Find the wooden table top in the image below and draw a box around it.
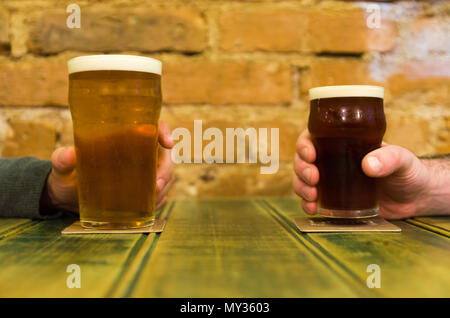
[0,198,449,298]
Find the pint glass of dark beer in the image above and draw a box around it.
[308,85,386,218]
[68,55,162,229]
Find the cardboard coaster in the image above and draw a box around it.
[294,216,401,233]
[61,219,166,234]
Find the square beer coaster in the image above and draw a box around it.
[294,216,401,233]
[61,219,166,235]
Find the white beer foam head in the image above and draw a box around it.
[309,85,384,100]
[68,54,162,75]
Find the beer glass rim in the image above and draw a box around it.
[68,54,162,75]
[309,85,384,100]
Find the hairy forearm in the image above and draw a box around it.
[419,154,450,216]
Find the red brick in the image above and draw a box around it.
[220,8,396,53]
[2,118,57,159]
[59,118,74,146]
[387,61,450,104]
[161,115,306,162]
[310,10,395,53]
[172,163,294,198]
[436,116,450,154]
[300,59,450,105]
[163,60,291,104]
[0,8,9,52]
[0,58,68,106]
[384,114,431,156]
[28,7,207,54]
[300,59,377,94]
[0,58,291,107]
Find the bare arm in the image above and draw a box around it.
[418,154,450,216]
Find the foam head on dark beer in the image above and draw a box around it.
[309,85,384,100]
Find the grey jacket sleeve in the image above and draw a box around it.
[0,157,61,219]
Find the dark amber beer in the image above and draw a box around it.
[308,85,386,218]
[68,55,162,229]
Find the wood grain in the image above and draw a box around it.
[266,198,450,297]
[129,199,362,297]
[414,217,450,231]
[408,216,450,237]
[0,218,36,239]
[0,215,149,297]
[0,199,448,297]
[0,201,172,298]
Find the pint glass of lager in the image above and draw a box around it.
[68,55,162,229]
[308,85,386,218]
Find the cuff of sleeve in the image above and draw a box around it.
[0,157,61,219]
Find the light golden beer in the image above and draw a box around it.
[68,55,162,229]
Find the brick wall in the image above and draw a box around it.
[0,0,448,199]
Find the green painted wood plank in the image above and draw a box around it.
[0,218,36,238]
[266,198,450,298]
[412,216,450,233]
[108,202,174,297]
[257,199,380,297]
[0,216,147,297]
[406,219,449,238]
[414,216,450,231]
[129,199,365,298]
